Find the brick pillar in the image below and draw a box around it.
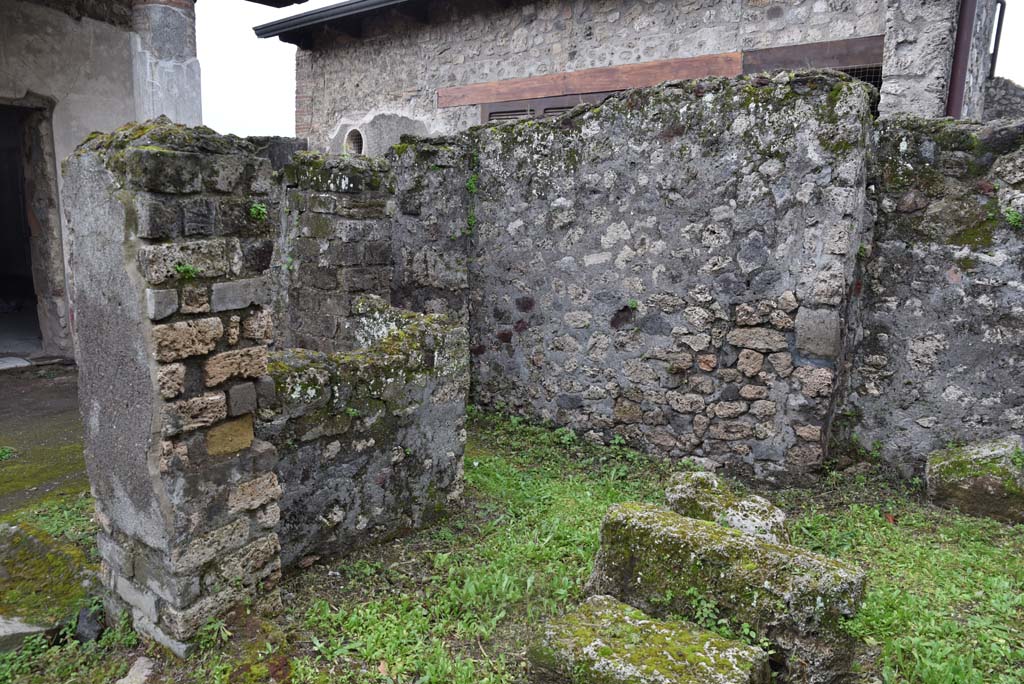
[63,119,282,655]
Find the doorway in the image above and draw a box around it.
[0,106,42,360]
[0,99,69,363]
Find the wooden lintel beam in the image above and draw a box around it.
[742,35,885,74]
[437,52,743,108]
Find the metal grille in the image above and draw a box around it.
[836,64,883,91]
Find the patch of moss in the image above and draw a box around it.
[0,524,93,626]
[531,595,767,683]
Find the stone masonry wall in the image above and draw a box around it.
[985,77,1024,121]
[845,117,1024,476]
[391,72,875,483]
[63,118,469,651]
[276,154,394,352]
[64,120,284,655]
[258,296,468,567]
[296,0,883,149]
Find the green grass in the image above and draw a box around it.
[1,415,1022,683]
[787,477,1024,684]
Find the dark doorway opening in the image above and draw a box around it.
[0,106,43,358]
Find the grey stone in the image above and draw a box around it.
[115,657,156,684]
[665,471,789,544]
[531,595,770,684]
[211,277,269,312]
[228,382,258,417]
[586,503,866,684]
[145,288,178,321]
[795,308,841,359]
[926,435,1024,524]
[0,616,48,652]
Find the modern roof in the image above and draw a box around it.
[253,0,415,45]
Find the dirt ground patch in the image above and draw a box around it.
[0,365,86,515]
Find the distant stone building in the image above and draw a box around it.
[0,0,289,361]
[256,0,1019,156]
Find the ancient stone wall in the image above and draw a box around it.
[295,0,884,148]
[276,154,394,352]
[62,119,468,652]
[259,297,468,567]
[391,73,875,482]
[64,121,284,655]
[985,77,1024,121]
[845,117,1024,476]
[878,0,959,119]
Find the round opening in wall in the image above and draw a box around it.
[344,128,364,155]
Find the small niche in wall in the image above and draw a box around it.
[344,128,364,155]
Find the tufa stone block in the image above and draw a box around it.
[152,318,223,362]
[166,393,227,434]
[530,595,770,684]
[210,277,269,313]
[126,148,203,194]
[137,240,231,286]
[206,414,254,456]
[204,346,268,387]
[157,363,185,400]
[586,503,865,684]
[227,472,282,514]
[170,517,250,574]
[926,435,1024,524]
[725,327,788,352]
[134,195,181,239]
[665,471,788,544]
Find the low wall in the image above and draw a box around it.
[259,296,468,566]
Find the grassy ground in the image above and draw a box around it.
[1,414,1022,683]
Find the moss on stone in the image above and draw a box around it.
[926,437,1024,523]
[586,503,865,682]
[0,523,93,626]
[531,595,769,684]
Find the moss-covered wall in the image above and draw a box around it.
[844,117,1024,476]
[259,296,468,566]
[391,71,875,483]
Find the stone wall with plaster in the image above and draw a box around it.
[63,121,284,655]
[844,117,1024,476]
[391,73,875,483]
[295,0,884,150]
[62,118,468,650]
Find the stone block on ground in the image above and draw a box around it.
[665,471,789,544]
[530,595,769,684]
[926,435,1024,524]
[0,524,92,651]
[586,503,865,684]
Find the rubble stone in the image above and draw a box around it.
[665,471,789,544]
